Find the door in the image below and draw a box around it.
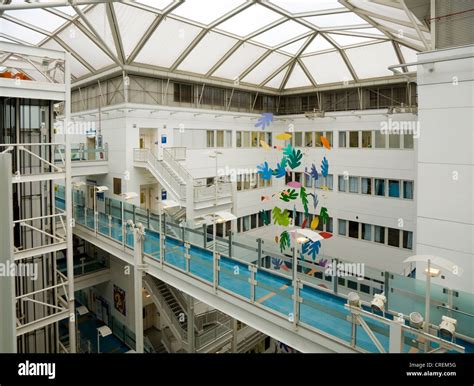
[139,136,145,149]
[140,189,147,209]
[87,137,95,160]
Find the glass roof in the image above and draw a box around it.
[0,0,428,90]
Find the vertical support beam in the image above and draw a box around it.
[0,154,16,353]
[333,258,338,294]
[228,231,232,259]
[186,294,195,353]
[389,319,404,353]
[384,271,390,310]
[64,53,76,353]
[202,224,207,249]
[231,318,238,353]
[257,238,262,268]
[133,227,144,353]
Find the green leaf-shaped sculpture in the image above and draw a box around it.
[272,207,291,227]
[287,148,303,169]
[319,207,329,224]
[300,186,309,219]
[279,230,291,252]
[280,189,298,202]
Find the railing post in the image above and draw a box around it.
[184,242,190,273]
[213,253,220,292]
[293,279,301,329]
[228,231,232,258]
[257,238,262,268]
[147,209,150,229]
[333,258,338,294]
[133,225,146,353]
[249,264,257,303]
[108,215,112,238]
[202,224,207,249]
[384,271,390,310]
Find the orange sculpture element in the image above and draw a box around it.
[320,136,331,150]
[0,71,31,80]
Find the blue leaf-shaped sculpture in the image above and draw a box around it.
[273,157,287,178]
[310,163,319,181]
[321,156,329,178]
[271,257,283,270]
[302,240,321,261]
[257,161,273,180]
[308,192,319,210]
[255,113,273,130]
[283,143,293,157]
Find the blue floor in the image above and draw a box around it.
[57,198,473,353]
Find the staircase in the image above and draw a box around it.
[155,280,188,331]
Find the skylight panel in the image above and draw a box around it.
[280,37,308,55]
[212,43,267,79]
[178,32,237,74]
[371,17,426,41]
[0,19,47,45]
[301,51,353,84]
[349,0,413,23]
[241,52,289,85]
[345,41,399,78]
[113,3,156,59]
[79,5,117,58]
[217,4,282,36]
[285,63,311,89]
[134,0,174,11]
[399,45,419,64]
[5,9,67,33]
[251,20,310,47]
[172,0,245,25]
[135,18,202,68]
[42,39,90,78]
[269,0,344,13]
[264,67,286,89]
[304,12,368,28]
[302,34,334,54]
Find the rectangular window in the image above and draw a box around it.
[347,280,358,290]
[339,131,347,148]
[360,284,370,294]
[251,213,257,229]
[206,130,214,147]
[216,130,224,147]
[265,132,272,147]
[315,132,323,147]
[317,216,324,231]
[374,226,385,244]
[294,172,302,184]
[362,131,372,148]
[294,132,303,147]
[375,131,386,148]
[326,132,333,147]
[375,178,385,196]
[242,216,249,232]
[225,130,232,147]
[403,231,413,249]
[403,181,413,199]
[338,219,347,236]
[349,176,359,193]
[349,131,359,148]
[244,174,250,190]
[251,132,259,147]
[304,173,312,188]
[326,217,333,233]
[326,175,334,190]
[236,131,242,148]
[387,228,400,247]
[237,218,241,233]
[404,133,414,149]
[113,178,122,195]
[249,173,257,189]
[237,175,242,191]
[361,223,372,241]
[338,175,347,192]
[389,134,400,148]
[349,221,359,238]
[388,180,400,198]
[305,132,313,147]
[361,177,372,194]
[243,131,250,147]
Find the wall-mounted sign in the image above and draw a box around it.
[161,189,167,200]
[161,134,167,144]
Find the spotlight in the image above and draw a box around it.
[439,316,457,340]
[409,312,424,329]
[347,292,361,308]
[371,294,386,313]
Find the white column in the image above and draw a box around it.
[133,227,144,353]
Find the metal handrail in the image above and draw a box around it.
[163,147,192,182]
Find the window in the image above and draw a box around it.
[349,176,359,193]
[326,132,333,147]
[294,132,303,147]
[361,177,372,194]
[338,219,347,236]
[389,134,400,148]
[338,175,347,192]
[304,173,312,188]
[326,217,333,233]
[174,83,193,103]
[251,132,258,147]
[243,131,250,147]
[375,178,385,196]
[236,131,242,148]
[265,132,272,147]
[374,226,385,244]
[349,221,359,238]
[315,132,323,147]
[206,130,214,147]
[237,218,241,233]
[294,172,302,184]
[403,231,413,249]
[403,181,413,199]
[250,173,257,189]
[113,178,122,195]
[362,131,372,148]
[404,133,414,149]
[244,174,250,190]
[251,214,257,229]
[216,130,224,147]
[339,131,347,148]
[387,228,400,247]
[349,131,359,148]
[347,280,358,290]
[237,175,243,191]
[360,284,370,294]
[242,216,249,232]
[225,131,232,147]
[375,131,386,148]
[305,132,313,147]
[326,175,334,190]
[362,223,372,241]
[317,217,324,231]
[388,180,400,198]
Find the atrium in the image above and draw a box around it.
[0,0,473,372]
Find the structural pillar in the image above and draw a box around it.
[187,294,195,353]
[133,226,145,353]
